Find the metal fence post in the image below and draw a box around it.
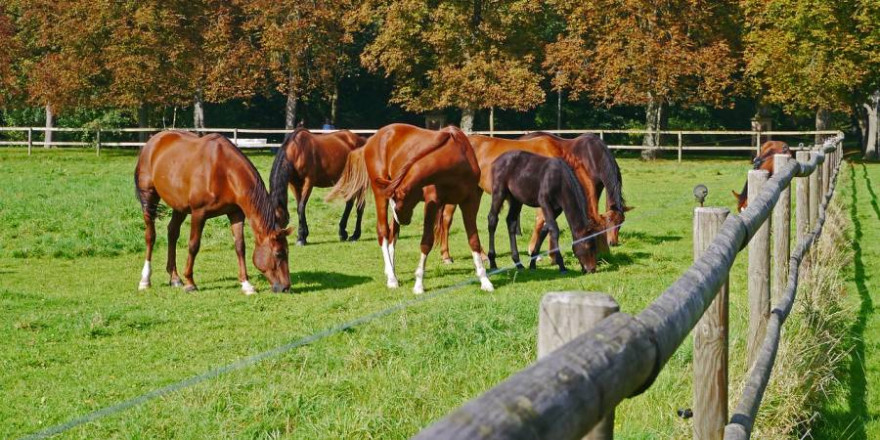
[678,131,683,162]
[96,129,101,156]
[27,127,32,155]
[693,207,729,440]
[772,154,791,306]
[539,292,619,440]
[747,169,770,368]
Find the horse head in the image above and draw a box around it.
[253,227,292,292]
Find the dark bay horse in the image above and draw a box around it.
[731,141,791,212]
[329,123,493,294]
[433,133,614,263]
[487,151,598,273]
[269,129,366,245]
[135,131,291,294]
[519,132,630,249]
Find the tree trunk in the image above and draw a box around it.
[286,72,299,130]
[138,103,149,143]
[44,103,53,148]
[641,94,665,160]
[330,83,339,126]
[815,107,831,145]
[864,92,879,160]
[193,88,205,131]
[460,107,475,132]
[853,103,866,152]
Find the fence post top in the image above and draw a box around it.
[694,207,730,216]
[541,291,619,309]
[748,169,770,177]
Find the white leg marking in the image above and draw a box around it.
[241,280,256,295]
[473,251,494,292]
[413,253,428,294]
[389,199,400,224]
[381,238,399,288]
[138,261,151,290]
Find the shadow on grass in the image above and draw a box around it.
[290,270,372,294]
[813,162,871,439]
[619,230,683,245]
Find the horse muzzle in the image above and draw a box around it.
[272,282,290,293]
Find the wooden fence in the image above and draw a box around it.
[0,126,840,161]
[412,134,845,440]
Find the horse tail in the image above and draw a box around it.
[269,130,308,226]
[326,148,368,208]
[379,129,452,197]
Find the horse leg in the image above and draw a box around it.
[528,209,546,255]
[375,195,398,288]
[460,190,494,292]
[541,206,567,273]
[506,201,525,270]
[414,200,439,294]
[229,210,254,295]
[486,191,505,270]
[434,204,456,264]
[182,211,207,292]
[349,201,364,242]
[166,210,186,287]
[529,226,550,270]
[338,200,354,241]
[296,180,313,246]
[137,189,160,290]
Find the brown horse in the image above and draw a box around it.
[520,132,630,248]
[433,133,612,263]
[328,123,493,294]
[135,131,292,294]
[269,129,367,245]
[731,141,791,212]
[487,151,598,273]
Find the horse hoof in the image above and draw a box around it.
[296,240,306,247]
[184,285,198,293]
[559,269,568,275]
[169,279,184,288]
[138,281,150,290]
[442,258,454,265]
[387,280,399,289]
[480,280,495,292]
[515,263,525,271]
[339,232,349,241]
[347,234,361,242]
[413,286,424,295]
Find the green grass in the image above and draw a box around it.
[0,147,779,439]
[811,161,880,440]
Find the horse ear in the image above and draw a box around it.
[731,190,740,200]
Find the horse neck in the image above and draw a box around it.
[234,167,277,239]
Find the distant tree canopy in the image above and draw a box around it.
[0,0,878,152]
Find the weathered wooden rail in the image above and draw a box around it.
[412,134,844,440]
[0,126,839,160]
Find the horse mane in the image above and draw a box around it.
[558,159,592,236]
[379,129,453,197]
[269,128,309,227]
[575,134,628,212]
[219,135,279,232]
[518,131,568,141]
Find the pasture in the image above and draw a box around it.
[3,147,767,438]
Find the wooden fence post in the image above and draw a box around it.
[796,151,811,271]
[772,154,791,306]
[809,151,820,228]
[539,292,619,440]
[678,131,683,163]
[693,207,729,440]
[747,169,770,368]
[96,129,101,156]
[27,127,32,155]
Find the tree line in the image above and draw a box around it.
[0,0,878,157]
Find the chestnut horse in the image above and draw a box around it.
[433,133,611,263]
[487,151,598,273]
[520,132,630,248]
[269,129,367,245]
[328,123,493,294]
[135,131,291,294]
[731,141,791,212]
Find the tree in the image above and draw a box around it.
[0,5,22,108]
[545,0,740,158]
[360,0,546,131]
[742,0,865,143]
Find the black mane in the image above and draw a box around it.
[269,129,308,227]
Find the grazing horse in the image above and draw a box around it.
[134,131,291,294]
[269,129,367,245]
[519,132,630,250]
[328,123,493,294]
[731,141,791,212]
[487,151,598,273]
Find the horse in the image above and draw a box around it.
[134,131,292,294]
[731,141,791,212]
[487,151,598,273]
[269,128,367,245]
[328,123,494,294]
[519,132,630,249]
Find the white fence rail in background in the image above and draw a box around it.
[0,126,842,159]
